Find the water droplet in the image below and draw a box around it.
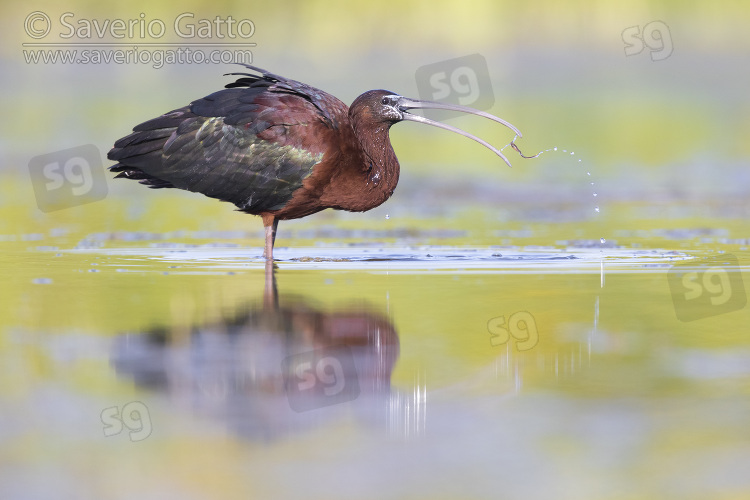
[563,149,567,152]
[594,206,600,213]
[590,182,594,185]
[385,214,390,220]
[570,151,575,155]
[586,172,591,176]
[553,147,558,151]
[593,193,598,197]
[600,237,606,244]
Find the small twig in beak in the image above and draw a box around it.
[510,141,542,159]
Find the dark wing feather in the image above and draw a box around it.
[108,65,344,213]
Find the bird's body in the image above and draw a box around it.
[108,65,522,259]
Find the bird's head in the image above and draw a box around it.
[350,89,522,167]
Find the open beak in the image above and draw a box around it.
[397,97,522,167]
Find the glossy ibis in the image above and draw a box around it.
[108,64,524,260]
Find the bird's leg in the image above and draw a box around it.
[262,214,277,260]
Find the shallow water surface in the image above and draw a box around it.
[2,207,749,499]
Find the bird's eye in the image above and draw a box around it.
[381,97,389,105]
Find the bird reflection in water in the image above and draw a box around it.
[111,262,401,440]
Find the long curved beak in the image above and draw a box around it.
[397,97,522,168]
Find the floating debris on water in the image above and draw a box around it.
[291,256,352,262]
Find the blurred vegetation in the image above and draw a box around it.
[3,0,750,177]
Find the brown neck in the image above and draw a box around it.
[321,120,400,212]
[356,122,400,194]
